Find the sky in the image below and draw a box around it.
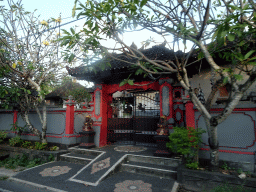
[0,0,188,87]
[0,0,166,47]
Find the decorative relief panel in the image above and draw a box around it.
[162,86,170,116]
[95,90,101,116]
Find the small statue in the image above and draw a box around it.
[156,115,169,135]
[83,115,94,131]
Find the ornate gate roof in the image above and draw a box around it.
[66,44,199,84]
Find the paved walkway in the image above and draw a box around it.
[0,145,179,192]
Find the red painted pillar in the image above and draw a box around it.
[99,84,112,147]
[13,110,18,124]
[185,100,195,128]
[65,96,76,134]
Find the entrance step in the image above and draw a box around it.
[60,147,102,165]
[120,154,182,180]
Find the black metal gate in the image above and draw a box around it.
[107,90,160,147]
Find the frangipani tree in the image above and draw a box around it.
[0,0,67,143]
[60,0,256,170]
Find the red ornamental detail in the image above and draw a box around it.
[106,81,160,95]
[199,148,255,155]
[174,106,184,125]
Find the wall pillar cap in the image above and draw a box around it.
[64,95,77,105]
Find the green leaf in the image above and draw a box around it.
[61,29,71,35]
[227,33,235,42]
[220,31,227,37]
[212,29,219,41]
[70,28,75,35]
[238,41,245,46]
[223,77,228,84]
[140,0,148,7]
[27,90,31,94]
[119,80,127,87]
[244,50,255,60]
[68,53,75,63]
[72,3,76,18]
[127,80,134,85]
[198,52,204,60]
[233,74,243,81]
[247,62,256,65]
[228,5,237,10]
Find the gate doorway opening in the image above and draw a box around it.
[107,90,160,147]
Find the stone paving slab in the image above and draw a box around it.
[70,145,159,185]
[9,145,178,192]
[10,161,176,192]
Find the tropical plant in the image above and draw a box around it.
[0,153,51,169]
[0,131,7,143]
[34,142,48,150]
[68,87,91,103]
[10,122,28,136]
[21,141,33,149]
[167,126,206,169]
[9,136,23,147]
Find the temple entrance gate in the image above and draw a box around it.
[107,90,160,147]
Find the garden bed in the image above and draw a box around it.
[177,163,256,192]
[0,143,68,162]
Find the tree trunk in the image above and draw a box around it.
[24,111,42,139]
[41,103,47,144]
[204,117,219,171]
[208,123,219,171]
[209,147,219,171]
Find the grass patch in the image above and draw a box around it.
[210,182,252,192]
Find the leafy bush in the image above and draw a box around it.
[34,142,47,150]
[21,141,32,148]
[10,122,28,135]
[49,146,59,151]
[9,136,23,147]
[0,131,7,143]
[166,126,206,169]
[0,153,48,169]
[48,154,55,161]
[186,161,199,169]
[68,87,91,103]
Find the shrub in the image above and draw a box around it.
[0,131,7,143]
[0,153,48,169]
[34,142,47,150]
[166,126,206,169]
[21,141,32,148]
[10,122,28,135]
[49,146,59,151]
[48,154,55,161]
[9,136,23,147]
